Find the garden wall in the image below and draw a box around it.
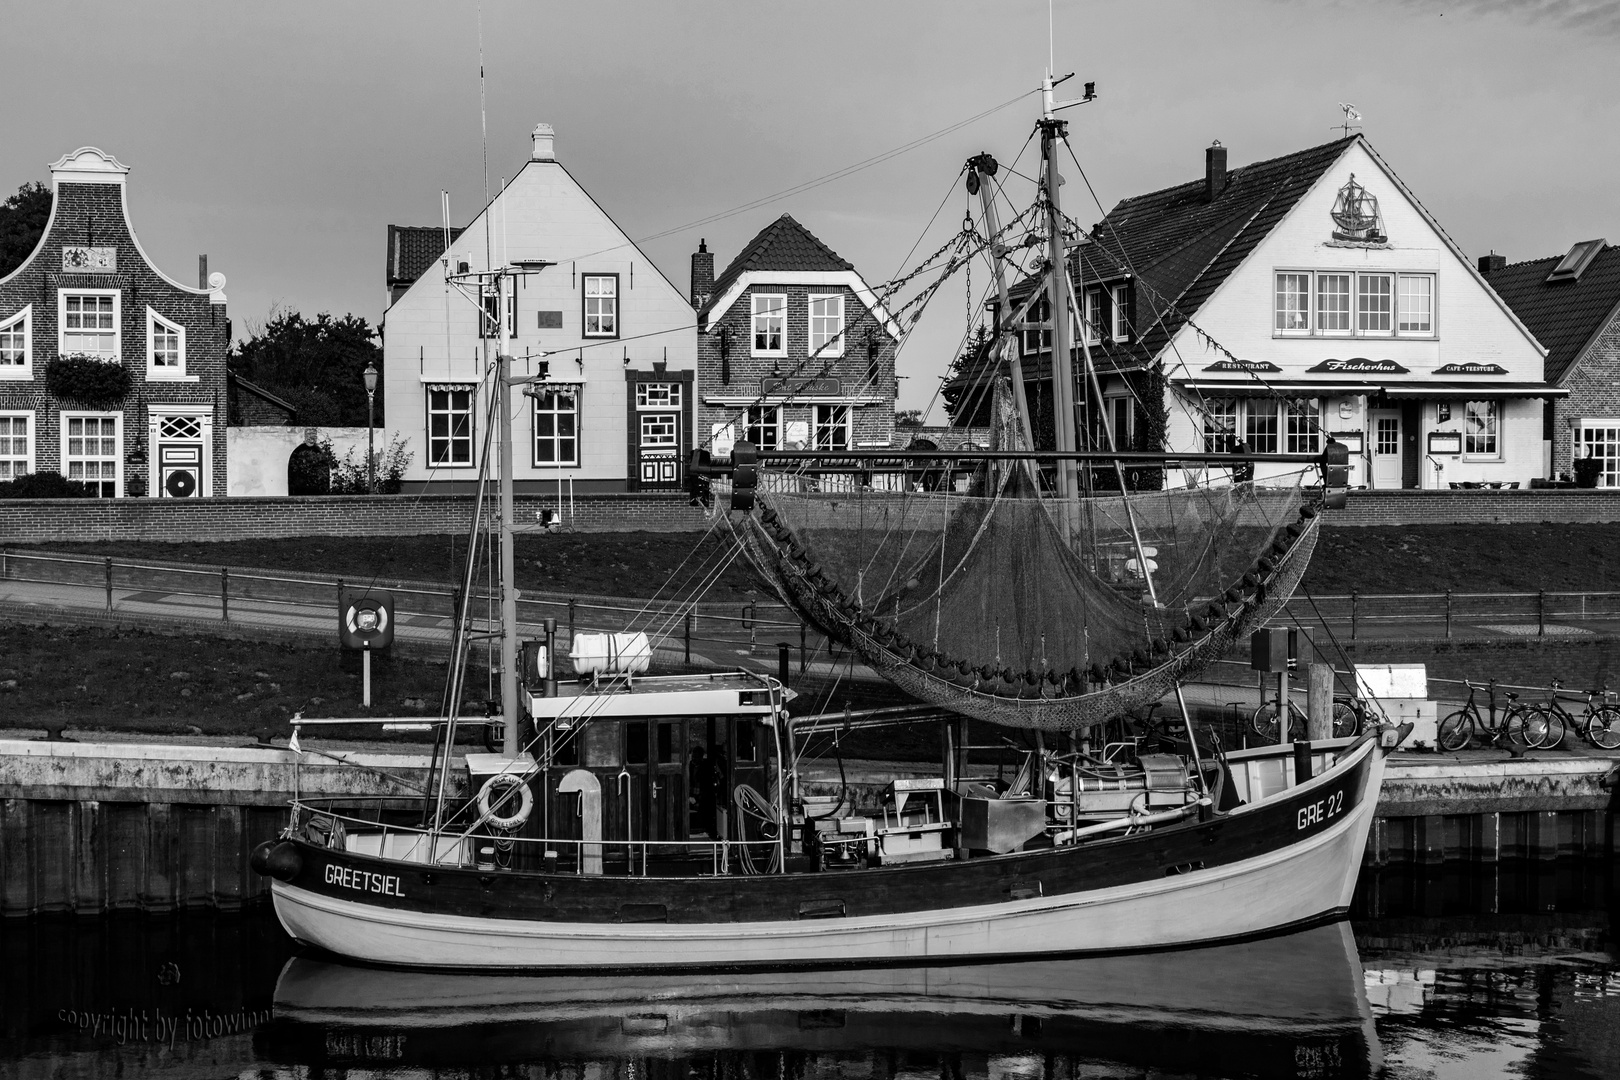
[1331,488,1620,526]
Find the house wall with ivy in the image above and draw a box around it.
[0,148,229,498]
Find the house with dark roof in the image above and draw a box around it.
[691,214,901,462]
[1480,241,1620,485]
[952,134,1553,489]
[380,124,697,493]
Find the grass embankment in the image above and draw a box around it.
[1305,524,1620,594]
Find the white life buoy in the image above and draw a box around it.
[476,774,534,831]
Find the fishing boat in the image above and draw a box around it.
[254,74,1402,971]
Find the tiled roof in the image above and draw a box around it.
[700,214,855,319]
[1483,243,1620,384]
[387,224,465,287]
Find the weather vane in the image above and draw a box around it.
[1336,103,1363,138]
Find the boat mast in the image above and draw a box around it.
[497,275,521,757]
[1039,76,1079,511]
[969,155,1034,454]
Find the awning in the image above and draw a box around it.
[1173,379,1380,397]
[1378,383,1567,399]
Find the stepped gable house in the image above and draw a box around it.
[0,148,228,497]
[1480,240,1620,486]
[381,123,697,494]
[693,215,901,457]
[956,134,1554,489]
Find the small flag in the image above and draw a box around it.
[288,729,301,754]
[1340,103,1362,122]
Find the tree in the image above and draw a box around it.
[894,409,926,428]
[0,182,51,278]
[229,310,384,426]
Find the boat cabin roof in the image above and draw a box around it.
[525,671,783,721]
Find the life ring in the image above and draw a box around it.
[476,774,534,831]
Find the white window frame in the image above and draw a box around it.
[0,306,32,380]
[751,293,786,357]
[808,293,844,358]
[1577,420,1620,488]
[1275,270,1436,338]
[743,405,781,450]
[481,278,517,339]
[531,387,580,467]
[1356,273,1394,335]
[1110,284,1130,342]
[581,274,616,339]
[145,307,193,381]
[0,410,35,480]
[1316,273,1351,335]
[60,410,122,497]
[1084,289,1103,346]
[813,403,850,451]
[1020,296,1052,355]
[426,384,477,468]
[1274,273,1311,335]
[1102,394,1133,448]
[639,411,678,449]
[1397,273,1434,336]
[1201,399,1238,454]
[635,383,681,409]
[1243,398,1280,454]
[1284,398,1322,454]
[1464,399,1500,460]
[58,289,121,359]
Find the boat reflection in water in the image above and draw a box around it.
[265,921,1381,1079]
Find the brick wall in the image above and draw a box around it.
[0,492,711,543]
[1329,488,1620,526]
[1554,314,1620,477]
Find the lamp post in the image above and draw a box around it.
[363,361,379,494]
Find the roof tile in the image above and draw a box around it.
[1484,244,1620,383]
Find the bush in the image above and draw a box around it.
[45,354,132,407]
[324,434,414,494]
[0,471,95,498]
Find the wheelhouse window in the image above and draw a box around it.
[809,294,844,357]
[751,293,785,356]
[147,308,186,378]
[0,307,31,377]
[744,405,780,450]
[1202,399,1238,453]
[1284,398,1322,454]
[1397,274,1432,334]
[1317,274,1351,333]
[1274,274,1310,333]
[1465,400,1499,458]
[532,388,579,466]
[0,413,32,480]
[582,274,617,338]
[427,385,475,466]
[1357,273,1393,334]
[60,291,118,357]
[63,413,120,497]
[1020,296,1052,355]
[813,404,850,451]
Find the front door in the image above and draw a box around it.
[1370,410,1402,489]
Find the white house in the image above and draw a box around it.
[381,124,697,493]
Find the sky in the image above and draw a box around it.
[4,0,1618,415]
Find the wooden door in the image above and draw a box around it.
[623,719,686,843]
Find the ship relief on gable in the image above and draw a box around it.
[1327,174,1387,247]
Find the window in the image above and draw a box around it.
[1284,398,1321,454]
[146,308,186,378]
[427,385,475,466]
[1020,296,1052,355]
[1110,284,1131,342]
[1464,400,1498,457]
[1398,274,1432,334]
[480,278,516,339]
[1202,399,1238,453]
[640,412,677,448]
[635,383,681,409]
[751,293,785,356]
[60,291,119,357]
[813,404,850,451]
[1317,274,1350,333]
[1274,273,1310,332]
[0,413,32,480]
[1578,422,1620,488]
[582,274,616,338]
[1084,289,1103,345]
[1357,274,1392,334]
[0,307,31,377]
[809,294,844,357]
[743,405,780,450]
[1244,398,1279,454]
[1375,417,1399,456]
[63,413,120,497]
[531,388,579,466]
[1101,396,1133,448]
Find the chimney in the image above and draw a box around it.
[1204,140,1227,202]
[198,254,208,289]
[1478,252,1506,275]
[690,239,714,310]
[531,123,556,162]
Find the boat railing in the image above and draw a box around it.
[289,798,779,877]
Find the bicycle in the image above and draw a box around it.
[1581,686,1620,749]
[1436,679,1541,751]
[1524,679,1591,752]
[1250,693,1360,742]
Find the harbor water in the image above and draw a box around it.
[1,860,1615,1080]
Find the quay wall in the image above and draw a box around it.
[4,488,1620,544]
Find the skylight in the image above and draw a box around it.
[1546,238,1606,283]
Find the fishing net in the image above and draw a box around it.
[733,467,1321,731]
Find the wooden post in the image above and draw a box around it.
[1538,589,1546,637]
[1350,589,1358,641]
[1444,590,1452,639]
[220,567,230,622]
[1276,669,1290,745]
[104,557,113,611]
[683,613,692,663]
[1307,661,1334,740]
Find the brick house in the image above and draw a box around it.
[693,215,901,458]
[0,148,228,497]
[1479,241,1620,485]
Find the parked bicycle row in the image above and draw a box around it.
[1435,679,1620,752]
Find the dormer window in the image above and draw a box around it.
[147,308,188,379]
[1020,296,1052,355]
[1110,283,1131,342]
[60,290,119,358]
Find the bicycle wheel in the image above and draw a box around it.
[1521,706,1553,749]
[1331,701,1360,738]
[1543,708,1569,750]
[1251,702,1280,742]
[1436,709,1474,752]
[1500,705,1531,747]
[1585,705,1620,750]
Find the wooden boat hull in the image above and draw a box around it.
[268,740,1385,970]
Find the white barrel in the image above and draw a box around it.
[570,631,652,676]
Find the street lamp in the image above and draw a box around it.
[363,361,379,493]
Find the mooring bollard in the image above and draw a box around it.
[1350,589,1359,641]
[104,557,113,611]
[221,567,230,622]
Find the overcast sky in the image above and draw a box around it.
[6,0,1617,414]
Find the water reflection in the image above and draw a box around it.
[1,861,1617,1080]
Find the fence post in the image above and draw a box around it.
[221,567,230,622]
[568,598,576,638]
[683,613,692,664]
[104,557,113,611]
[1444,590,1452,640]
[1538,589,1546,637]
[1350,590,1358,642]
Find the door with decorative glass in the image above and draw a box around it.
[1370,409,1402,489]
